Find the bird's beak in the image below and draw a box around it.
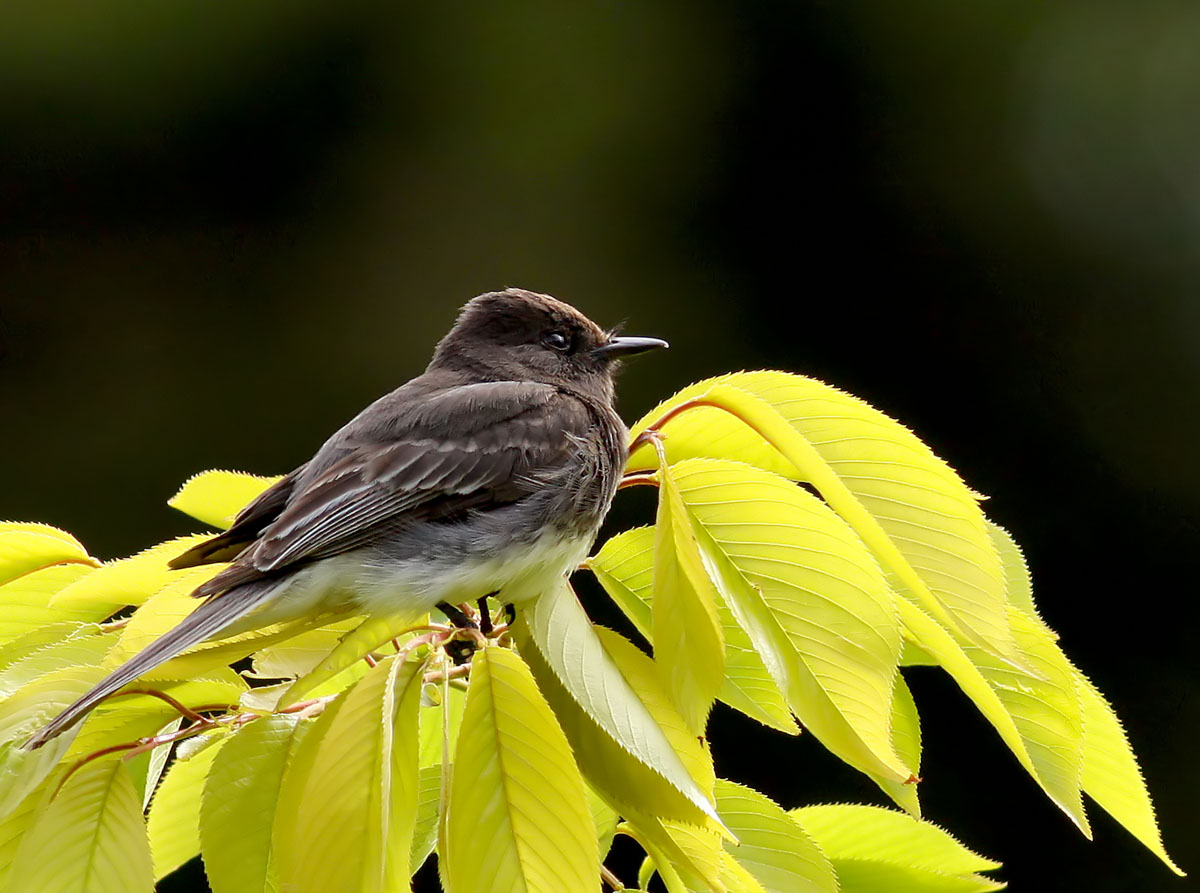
[592,335,670,359]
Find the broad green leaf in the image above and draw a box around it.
[9,758,153,893]
[791,804,1004,892]
[653,459,726,734]
[0,620,98,674]
[0,770,59,888]
[444,646,598,893]
[962,607,1087,834]
[592,527,797,735]
[155,613,339,679]
[50,535,213,612]
[669,458,910,784]
[710,780,837,893]
[0,522,97,587]
[249,617,362,679]
[513,582,721,827]
[283,610,425,704]
[168,469,280,529]
[147,735,229,880]
[104,566,219,666]
[0,663,106,744]
[0,623,113,698]
[0,734,73,824]
[418,684,466,768]
[1074,669,1183,875]
[622,816,724,893]
[628,372,1017,663]
[275,654,424,893]
[0,564,108,647]
[201,713,309,892]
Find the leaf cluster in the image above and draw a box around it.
[0,370,1181,891]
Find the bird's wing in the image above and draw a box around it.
[196,381,589,595]
[169,464,309,568]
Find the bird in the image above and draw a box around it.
[27,287,667,748]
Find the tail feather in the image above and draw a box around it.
[25,584,274,749]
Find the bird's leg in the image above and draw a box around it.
[436,601,478,631]
[477,592,498,635]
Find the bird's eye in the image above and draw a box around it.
[542,331,572,352]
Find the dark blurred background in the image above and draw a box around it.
[2,1,1196,889]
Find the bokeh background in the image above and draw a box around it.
[2,1,1197,890]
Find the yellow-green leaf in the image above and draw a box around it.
[50,535,213,613]
[104,567,219,666]
[0,564,108,647]
[200,713,310,892]
[168,469,281,530]
[0,770,59,888]
[653,459,726,734]
[147,735,229,881]
[711,780,837,893]
[0,522,97,588]
[1074,669,1184,875]
[986,521,1056,639]
[283,610,424,705]
[791,803,1004,892]
[0,624,113,699]
[275,654,423,893]
[670,458,911,784]
[591,527,797,735]
[444,646,598,893]
[628,372,1016,663]
[9,758,153,893]
[878,672,923,816]
[410,764,443,875]
[513,584,721,828]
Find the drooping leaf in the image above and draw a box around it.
[146,734,229,881]
[200,712,310,892]
[667,458,911,784]
[0,522,97,588]
[710,780,837,893]
[410,764,443,876]
[9,758,154,893]
[627,372,1016,663]
[418,683,466,769]
[274,654,423,893]
[1074,669,1183,875]
[443,646,598,893]
[586,781,620,860]
[512,583,721,827]
[168,470,280,530]
[0,623,114,698]
[592,526,797,735]
[791,803,1004,892]
[652,459,726,734]
[0,770,59,888]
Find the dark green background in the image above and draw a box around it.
[2,2,1196,890]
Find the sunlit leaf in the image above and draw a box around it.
[593,526,797,735]
[879,672,922,816]
[200,713,310,892]
[711,780,837,893]
[282,610,424,704]
[1074,669,1183,875]
[9,758,153,893]
[0,564,108,647]
[669,458,911,784]
[0,770,58,888]
[147,735,229,881]
[444,646,598,893]
[628,372,1016,663]
[168,469,280,530]
[275,654,423,893]
[587,781,620,860]
[0,522,97,588]
[410,764,443,876]
[653,459,726,734]
[50,535,213,613]
[513,583,721,827]
[0,623,113,698]
[791,803,1004,892]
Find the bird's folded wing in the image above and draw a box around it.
[216,381,589,586]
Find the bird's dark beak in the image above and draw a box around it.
[592,335,669,359]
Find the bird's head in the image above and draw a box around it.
[429,288,668,397]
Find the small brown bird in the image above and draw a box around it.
[28,288,667,747]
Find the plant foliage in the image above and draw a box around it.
[0,370,1182,891]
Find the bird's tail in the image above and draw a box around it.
[25,583,274,749]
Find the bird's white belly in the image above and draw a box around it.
[256,530,592,625]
